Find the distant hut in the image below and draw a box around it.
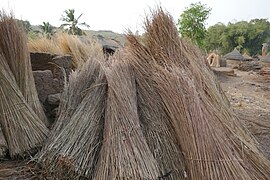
[242,53,253,61]
[207,53,226,67]
[95,35,123,57]
[223,48,245,67]
[259,53,270,67]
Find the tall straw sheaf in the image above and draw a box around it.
[45,56,106,140]
[34,7,270,180]
[0,11,48,158]
[94,54,159,179]
[37,59,107,179]
[0,11,49,126]
[37,53,106,178]
[0,54,48,158]
[125,8,270,179]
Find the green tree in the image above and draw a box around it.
[246,19,270,55]
[204,23,226,53]
[205,19,270,55]
[177,2,211,49]
[60,9,90,35]
[39,22,55,38]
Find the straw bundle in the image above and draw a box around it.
[125,8,270,179]
[135,68,187,179]
[94,55,159,179]
[0,54,48,158]
[37,61,107,179]
[0,11,48,126]
[48,57,105,139]
[124,38,187,178]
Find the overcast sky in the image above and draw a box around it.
[2,0,269,34]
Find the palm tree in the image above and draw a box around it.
[40,22,54,38]
[60,9,90,35]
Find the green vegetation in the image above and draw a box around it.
[205,19,270,55]
[177,2,211,49]
[60,9,90,35]
[39,22,55,38]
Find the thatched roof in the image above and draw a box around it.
[224,48,244,60]
[260,53,270,62]
[242,53,253,60]
[95,35,123,52]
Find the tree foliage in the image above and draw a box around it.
[39,22,55,38]
[60,9,90,35]
[177,2,211,49]
[205,19,270,55]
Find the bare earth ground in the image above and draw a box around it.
[214,67,270,159]
[0,67,269,179]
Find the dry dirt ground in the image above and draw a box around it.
[0,67,269,179]
[214,67,270,159]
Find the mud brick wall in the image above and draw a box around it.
[30,52,72,123]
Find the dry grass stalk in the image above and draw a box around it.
[0,127,8,157]
[94,55,159,179]
[0,11,48,126]
[124,36,187,178]
[28,37,63,55]
[135,61,187,179]
[28,32,104,68]
[0,54,48,158]
[125,8,270,179]
[48,57,105,140]
[56,33,104,68]
[0,161,43,179]
[37,61,107,179]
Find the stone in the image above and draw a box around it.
[30,52,54,71]
[52,55,72,69]
[47,93,61,106]
[33,70,59,103]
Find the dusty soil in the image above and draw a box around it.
[0,66,269,179]
[214,67,270,159]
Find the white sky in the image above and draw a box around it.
[1,0,269,34]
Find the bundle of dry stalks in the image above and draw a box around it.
[0,161,42,179]
[94,54,159,179]
[33,7,270,180]
[125,35,187,178]
[28,32,104,68]
[125,8,270,179]
[135,59,187,179]
[48,57,105,140]
[0,11,48,126]
[0,54,48,158]
[37,61,107,179]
